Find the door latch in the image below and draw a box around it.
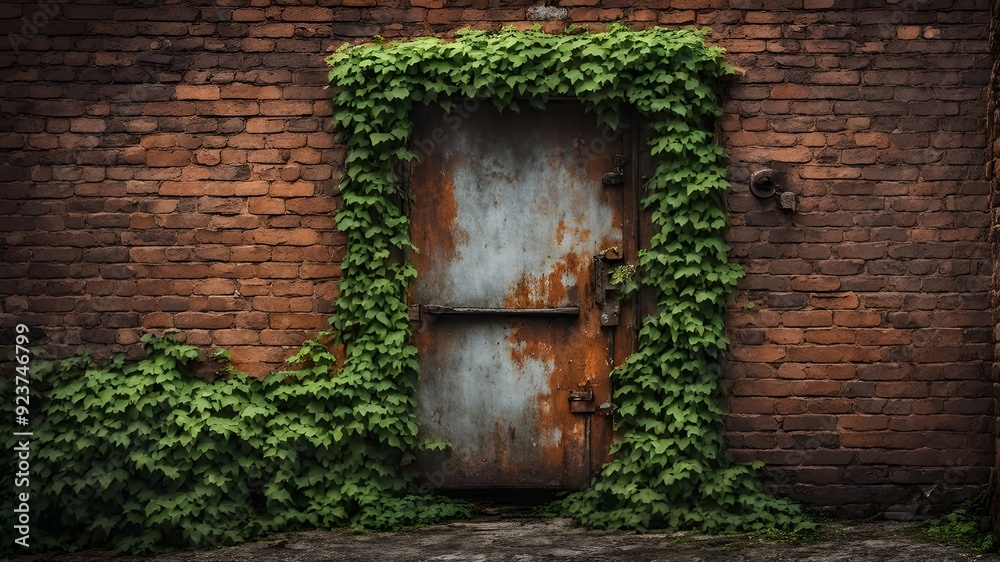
[593,247,624,326]
[569,380,595,413]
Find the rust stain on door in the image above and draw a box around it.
[409,101,633,489]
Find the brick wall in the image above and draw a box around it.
[990,0,1000,533]
[720,0,994,516]
[0,0,993,515]
[0,0,348,377]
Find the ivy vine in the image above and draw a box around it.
[326,24,812,533]
[2,333,470,556]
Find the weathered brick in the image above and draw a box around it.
[174,85,220,100]
[198,101,259,116]
[299,263,342,279]
[248,23,294,37]
[213,329,260,346]
[220,83,282,100]
[173,312,234,330]
[193,279,236,295]
[246,118,285,133]
[280,6,333,21]
[804,329,855,344]
[789,275,842,292]
[146,150,192,167]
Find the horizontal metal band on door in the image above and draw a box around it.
[414,304,581,317]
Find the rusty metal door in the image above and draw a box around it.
[408,101,636,489]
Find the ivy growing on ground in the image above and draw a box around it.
[2,334,469,556]
[325,24,812,534]
[916,493,999,555]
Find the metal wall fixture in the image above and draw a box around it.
[749,167,796,213]
[602,154,629,186]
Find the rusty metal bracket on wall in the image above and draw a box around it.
[749,167,796,213]
[602,154,629,187]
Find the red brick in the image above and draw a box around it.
[173,312,234,330]
[300,264,342,279]
[130,214,157,229]
[214,329,260,346]
[260,329,309,346]
[221,84,282,100]
[833,311,883,327]
[143,102,197,117]
[816,260,866,276]
[876,383,930,399]
[199,101,259,116]
[161,213,210,229]
[249,23,294,37]
[146,150,192,167]
[286,197,337,215]
[141,312,174,328]
[272,281,314,296]
[208,264,256,279]
[260,101,314,116]
[787,380,843,397]
[855,329,910,345]
[266,134,308,150]
[271,242,313,262]
[789,275,841,292]
[246,118,285,133]
[220,149,247,164]
[770,83,812,99]
[228,346,289,377]
[728,345,787,362]
[148,264,212,279]
[175,85,220,100]
[809,293,860,309]
[247,149,285,164]
[252,296,290,312]
[232,8,265,21]
[782,310,832,327]
[255,263,300,279]
[804,329,855,344]
[270,180,314,197]
[194,246,230,261]
[807,396,853,413]
[227,134,266,149]
[246,228,318,246]
[280,6,333,21]
[731,380,791,397]
[839,415,888,431]
[243,37,276,52]
[783,415,837,431]
[768,328,804,344]
[193,279,236,295]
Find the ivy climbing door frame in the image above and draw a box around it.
[408,100,644,489]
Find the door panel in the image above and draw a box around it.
[409,101,632,489]
[412,316,586,488]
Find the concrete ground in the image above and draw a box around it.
[16,517,1000,562]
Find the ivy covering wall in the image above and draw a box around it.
[326,25,811,532]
